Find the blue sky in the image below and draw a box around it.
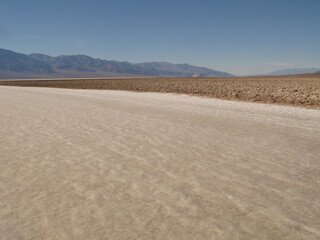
[1,0,319,75]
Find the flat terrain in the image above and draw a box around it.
[0,76,320,108]
[0,70,146,80]
[1,86,320,240]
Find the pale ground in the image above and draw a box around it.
[0,86,320,240]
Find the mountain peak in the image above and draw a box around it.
[0,48,53,73]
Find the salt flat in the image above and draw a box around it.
[0,86,319,240]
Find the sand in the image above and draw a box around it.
[0,86,320,240]
[1,76,320,109]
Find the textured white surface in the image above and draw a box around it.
[1,86,320,240]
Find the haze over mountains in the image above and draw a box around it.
[262,67,320,76]
[0,49,233,79]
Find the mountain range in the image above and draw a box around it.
[0,49,233,79]
[262,67,320,76]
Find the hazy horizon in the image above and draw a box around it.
[1,0,319,75]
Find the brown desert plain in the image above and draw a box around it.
[0,75,320,240]
[0,75,320,108]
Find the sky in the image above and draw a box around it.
[0,0,320,75]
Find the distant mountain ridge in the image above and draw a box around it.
[262,67,320,76]
[0,48,233,79]
[0,49,53,73]
[136,62,225,77]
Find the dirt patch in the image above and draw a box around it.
[1,76,319,108]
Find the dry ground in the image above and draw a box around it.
[1,86,320,240]
[1,76,319,108]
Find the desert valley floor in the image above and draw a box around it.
[0,86,320,239]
